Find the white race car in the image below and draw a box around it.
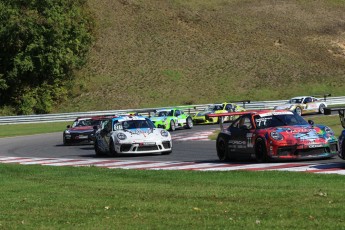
[274,96,328,116]
[94,115,172,156]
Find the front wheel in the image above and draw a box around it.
[109,139,119,157]
[186,117,193,129]
[255,139,269,163]
[169,120,176,131]
[94,141,103,156]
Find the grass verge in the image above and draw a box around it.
[0,121,71,138]
[1,164,345,229]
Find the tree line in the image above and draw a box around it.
[0,0,94,114]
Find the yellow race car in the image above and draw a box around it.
[192,101,248,124]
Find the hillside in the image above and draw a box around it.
[56,0,345,112]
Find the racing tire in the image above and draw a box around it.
[216,135,233,162]
[109,139,119,157]
[169,120,176,131]
[294,107,302,116]
[63,136,70,146]
[186,117,193,129]
[318,104,326,114]
[341,140,345,159]
[255,139,269,163]
[94,141,103,156]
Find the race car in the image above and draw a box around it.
[274,95,329,116]
[324,107,345,159]
[192,101,247,124]
[93,115,172,156]
[207,110,338,162]
[63,116,109,145]
[150,108,193,131]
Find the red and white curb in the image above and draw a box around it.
[172,129,217,141]
[1,156,345,175]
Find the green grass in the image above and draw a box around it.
[48,0,345,113]
[1,164,345,229]
[0,121,71,138]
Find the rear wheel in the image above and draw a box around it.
[216,135,232,161]
[294,107,302,116]
[109,139,119,157]
[319,104,326,114]
[255,139,269,163]
[186,117,193,129]
[169,120,176,131]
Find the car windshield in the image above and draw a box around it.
[289,98,303,104]
[208,105,223,111]
[119,119,155,130]
[156,110,173,117]
[254,113,308,129]
[73,119,102,127]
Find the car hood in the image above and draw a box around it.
[116,128,170,141]
[267,125,335,143]
[195,111,213,116]
[150,116,170,122]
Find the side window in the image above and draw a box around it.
[239,116,252,129]
[225,104,233,111]
[175,110,181,117]
[104,120,112,132]
[231,117,241,129]
[304,97,312,103]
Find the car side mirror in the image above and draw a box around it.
[67,125,71,128]
[308,120,314,126]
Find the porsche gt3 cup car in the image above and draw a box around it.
[150,108,193,131]
[94,115,172,156]
[324,107,345,159]
[192,102,247,124]
[63,116,108,145]
[207,110,338,162]
[274,95,329,116]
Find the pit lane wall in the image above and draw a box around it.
[1,96,344,125]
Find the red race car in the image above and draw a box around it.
[207,110,338,162]
[63,116,111,145]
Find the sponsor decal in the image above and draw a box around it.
[259,111,293,117]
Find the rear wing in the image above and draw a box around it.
[312,93,331,101]
[324,107,345,129]
[231,100,251,108]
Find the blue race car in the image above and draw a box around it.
[324,108,345,159]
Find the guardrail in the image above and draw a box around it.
[1,96,345,125]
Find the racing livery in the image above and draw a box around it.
[324,107,345,159]
[94,115,172,156]
[193,102,247,124]
[150,108,193,131]
[207,110,338,162]
[274,95,328,116]
[63,116,108,145]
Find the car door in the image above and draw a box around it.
[175,110,185,126]
[303,97,318,113]
[228,115,254,158]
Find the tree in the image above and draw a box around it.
[0,0,94,114]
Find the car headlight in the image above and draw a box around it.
[270,131,283,141]
[161,130,169,137]
[324,126,334,135]
[117,133,127,140]
[64,130,70,134]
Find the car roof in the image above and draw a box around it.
[111,115,147,122]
